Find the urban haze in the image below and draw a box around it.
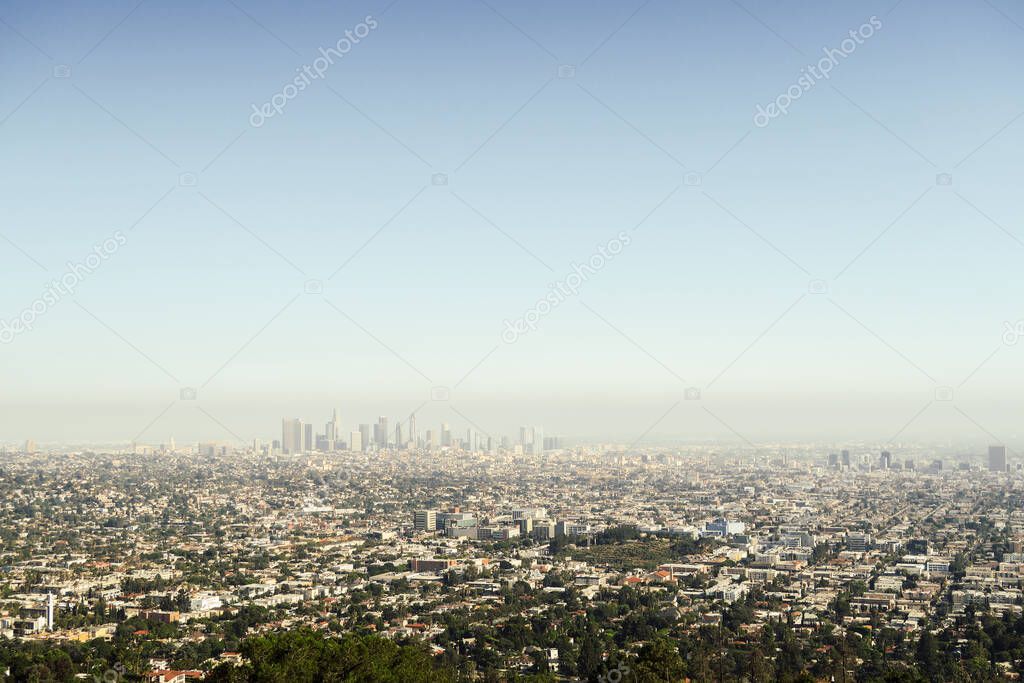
[1,0,1023,682]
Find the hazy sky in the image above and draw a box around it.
[2,0,1022,446]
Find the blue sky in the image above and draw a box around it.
[1,0,1023,447]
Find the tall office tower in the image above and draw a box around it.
[519,426,529,447]
[989,445,1008,472]
[325,409,340,449]
[879,451,892,470]
[426,429,436,450]
[533,427,544,454]
[395,423,403,448]
[330,408,341,443]
[441,423,451,447]
[358,424,370,452]
[409,413,417,446]
[378,416,389,448]
[840,450,850,467]
[349,430,362,452]
[828,453,839,468]
[282,418,302,454]
[372,423,382,449]
[414,509,437,531]
[303,423,313,452]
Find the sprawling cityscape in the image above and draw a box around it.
[5,0,1023,680]
[0,435,1022,681]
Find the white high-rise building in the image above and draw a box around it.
[349,430,362,452]
[414,509,437,531]
[989,445,1008,472]
[325,408,341,449]
[282,418,302,455]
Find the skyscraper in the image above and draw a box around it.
[325,408,341,450]
[358,424,370,452]
[378,416,389,449]
[989,445,1007,472]
[409,413,417,447]
[414,510,438,531]
[879,451,892,470]
[282,418,302,454]
[304,423,313,452]
[349,430,362,452]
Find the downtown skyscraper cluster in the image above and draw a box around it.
[277,409,556,456]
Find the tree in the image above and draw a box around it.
[916,630,940,681]
[576,631,604,682]
[239,628,456,682]
[632,638,685,683]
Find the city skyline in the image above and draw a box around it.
[5,2,1024,680]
